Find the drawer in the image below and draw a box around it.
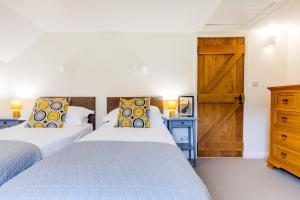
[0,121,7,126]
[0,120,23,129]
[274,92,297,109]
[169,120,193,127]
[273,145,300,170]
[0,121,11,128]
[274,128,300,152]
[275,111,300,129]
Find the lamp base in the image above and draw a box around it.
[12,111,20,119]
[168,110,175,118]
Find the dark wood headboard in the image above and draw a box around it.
[41,97,96,130]
[107,97,163,113]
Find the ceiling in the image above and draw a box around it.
[0,0,290,62]
[0,0,289,32]
[206,0,288,27]
[0,0,220,32]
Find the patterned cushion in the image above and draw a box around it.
[26,97,69,128]
[117,98,151,128]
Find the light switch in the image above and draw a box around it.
[252,80,259,87]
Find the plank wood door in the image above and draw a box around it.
[197,37,245,157]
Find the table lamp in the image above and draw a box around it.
[167,100,177,118]
[10,100,22,119]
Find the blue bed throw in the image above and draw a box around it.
[0,140,42,186]
[0,141,211,200]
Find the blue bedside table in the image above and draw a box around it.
[0,119,25,129]
[165,117,197,167]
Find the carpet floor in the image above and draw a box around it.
[194,158,300,200]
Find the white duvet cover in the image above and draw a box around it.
[0,122,93,157]
[80,121,176,145]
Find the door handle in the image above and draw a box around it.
[282,99,289,104]
[235,94,244,104]
[280,152,287,158]
[281,134,288,140]
[282,117,288,123]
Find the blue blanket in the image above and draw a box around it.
[0,140,42,186]
[0,141,211,200]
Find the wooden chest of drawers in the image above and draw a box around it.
[268,85,300,177]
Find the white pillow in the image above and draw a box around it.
[149,106,164,127]
[102,106,164,127]
[102,108,118,123]
[65,106,94,126]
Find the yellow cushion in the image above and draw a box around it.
[26,97,69,128]
[117,97,151,128]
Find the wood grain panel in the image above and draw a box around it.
[268,85,300,177]
[197,37,245,157]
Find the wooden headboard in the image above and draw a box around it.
[41,97,96,130]
[107,97,163,113]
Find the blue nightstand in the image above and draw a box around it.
[165,117,197,167]
[0,119,25,129]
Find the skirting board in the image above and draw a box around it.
[243,152,269,159]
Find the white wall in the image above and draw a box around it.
[250,0,300,85]
[244,31,288,158]
[287,30,300,84]
[4,32,196,126]
[0,63,9,117]
[243,0,300,158]
[0,3,42,62]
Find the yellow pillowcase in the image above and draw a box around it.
[26,97,69,128]
[117,97,151,128]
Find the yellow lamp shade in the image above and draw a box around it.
[167,100,177,109]
[10,100,22,110]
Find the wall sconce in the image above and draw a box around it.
[167,100,177,118]
[133,65,148,74]
[10,100,22,119]
[263,36,276,49]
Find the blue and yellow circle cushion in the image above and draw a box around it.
[26,97,70,128]
[117,97,151,128]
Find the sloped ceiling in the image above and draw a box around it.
[251,0,300,30]
[0,0,219,32]
[0,3,42,62]
[0,0,291,62]
[204,0,289,30]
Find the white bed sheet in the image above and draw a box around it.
[80,121,176,145]
[0,122,93,157]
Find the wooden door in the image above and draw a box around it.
[197,37,245,157]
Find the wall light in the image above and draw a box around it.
[263,36,276,49]
[167,100,177,118]
[133,65,148,74]
[10,100,22,119]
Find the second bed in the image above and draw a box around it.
[0,97,211,200]
[0,97,95,186]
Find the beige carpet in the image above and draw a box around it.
[194,158,300,200]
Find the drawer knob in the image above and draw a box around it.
[181,122,184,125]
[281,134,288,140]
[282,99,289,104]
[280,152,287,158]
[281,117,288,122]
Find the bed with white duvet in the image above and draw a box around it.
[0,104,94,186]
[0,105,210,200]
